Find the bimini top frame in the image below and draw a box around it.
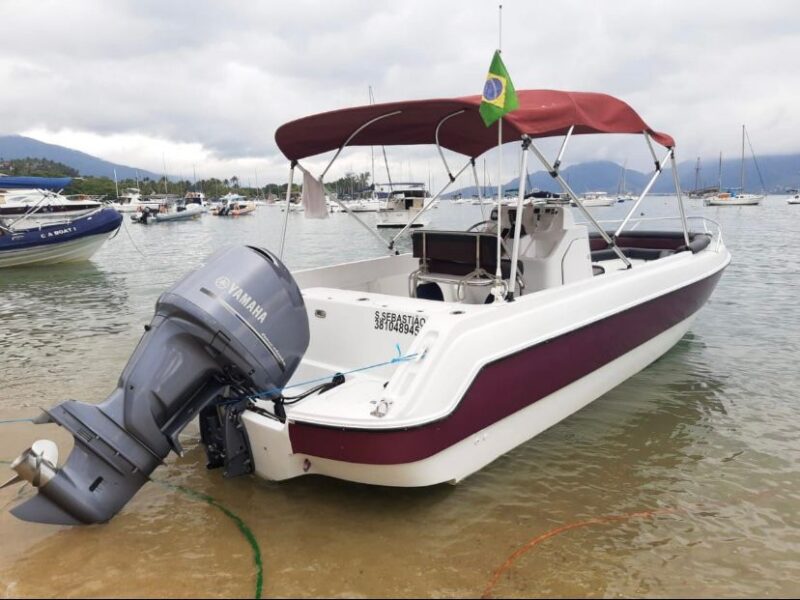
[274,89,688,296]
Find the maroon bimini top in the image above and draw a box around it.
[275,89,674,161]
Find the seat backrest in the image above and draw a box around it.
[411,230,511,277]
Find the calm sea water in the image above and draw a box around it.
[1,198,798,598]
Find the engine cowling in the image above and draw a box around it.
[7,245,309,525]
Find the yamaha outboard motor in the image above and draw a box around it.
[2,245,309,525]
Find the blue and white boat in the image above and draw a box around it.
[0,207,122,268]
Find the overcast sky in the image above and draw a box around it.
[2,0,799,185]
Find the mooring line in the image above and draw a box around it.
[480,507,679,598]
[1,447,263,599]
[154,479,264,599]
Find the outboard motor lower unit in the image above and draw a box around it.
[5,245,309,525]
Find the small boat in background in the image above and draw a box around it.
[0,207,121,268]
[132,199,202,223]
[705,191,763,206]
[705,125,765,206]
[377,183,431,228]
[184,191,209,212]
[114,188,164,212]
[788,195,800,205]
[576,191,616,207]
[211,193,256,216]
[0,188,104,223]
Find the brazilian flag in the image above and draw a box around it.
[479,50,519,127]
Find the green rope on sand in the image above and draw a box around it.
[154,480,263,599]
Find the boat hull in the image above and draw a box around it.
[0,209,122,268]
[154,206,203,222]
[705,195,763,206]
[243,252,727,486]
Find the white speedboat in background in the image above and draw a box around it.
[377,183,431,228]
[183,191,209,211]
[0,188,104,224]
[211,193,256,216]
[113,187,157,212]
[577,191,617,207]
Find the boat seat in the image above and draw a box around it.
[411,230,522,279]
[410,230,524,302]
[591,247,675,261]
[589,231,711,263]
[589,231,711,254]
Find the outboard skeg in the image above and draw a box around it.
[9,245,309,525]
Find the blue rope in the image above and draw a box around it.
[243,349,419,403]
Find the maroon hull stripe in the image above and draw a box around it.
[289,269,724,465]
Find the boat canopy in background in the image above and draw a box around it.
[275,90,675,161]
[0,176,73,190]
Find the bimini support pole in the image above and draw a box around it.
[508,136,531,299]
[320,110,402,180]
[315,110,404,253]
[388,157,473,249]
[278,161,296,260]
[528,137,632,268]
[669,149,691,247]
[435,110,466,181]
[614,142,673,237]
[328,187,395,250]
[470,158,486,220]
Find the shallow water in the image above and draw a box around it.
[1,198,798,597]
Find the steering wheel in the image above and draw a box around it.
[467,220,493,232]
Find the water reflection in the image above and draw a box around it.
[0,262,132,405]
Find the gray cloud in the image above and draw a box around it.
[2,0,799,180]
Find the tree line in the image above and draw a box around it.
[2,157,375,199]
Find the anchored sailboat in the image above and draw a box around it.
[706,125,765,206]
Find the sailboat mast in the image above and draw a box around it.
[741,124,746,191]
[162,154,168,195]
[694,157,701,191]
[718,152,723,190]
[369,86,376,199]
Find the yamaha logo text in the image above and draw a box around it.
[214,276,268,323]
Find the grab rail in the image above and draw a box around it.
[575,215,724,252]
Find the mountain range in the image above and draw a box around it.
[451,156,800,197]
[1,134,799,193]
[0,135,161,180]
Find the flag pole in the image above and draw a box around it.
[493,4,504,300]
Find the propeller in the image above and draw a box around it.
[1,439,59,490]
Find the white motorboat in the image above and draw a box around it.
[113,188,161,213]
[0,188,104,224]
[347,198,381,212]
[788,195,800,205]
[376,183,431,228]
[3,89,731,526]
[183,191,209,212]
[211,193,256,216]
[577,191,617,207]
